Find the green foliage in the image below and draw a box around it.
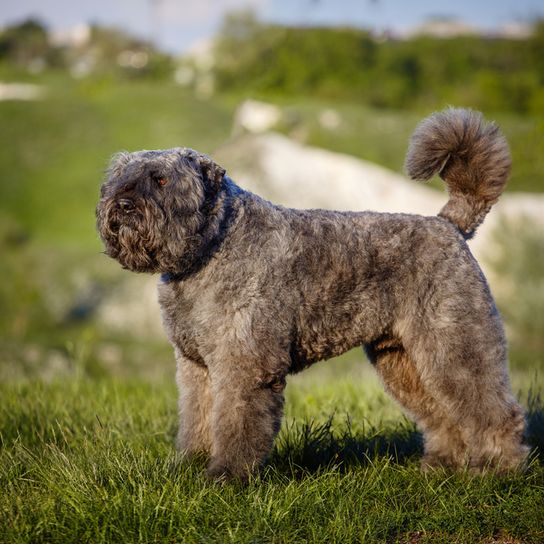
[490,219,544,371]
[0,218,50,344]
[78,25,174,79]
[214,13,544,115]
[0,378,542,543]
[0,18,49,67]
[0,19,174,79]
[216,12,377,100]
[0,77,233,246]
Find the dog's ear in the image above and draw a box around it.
[107,151,131,178]
[196,154,226,189]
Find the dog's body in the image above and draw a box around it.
[97,109,528,481]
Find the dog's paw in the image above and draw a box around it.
[206,461,252,485]
[420,454,452,473]
[206,461,232,483]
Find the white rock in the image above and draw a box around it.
[0,82,43,101]
[233,100,282,134]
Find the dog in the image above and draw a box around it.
[96,108,528,481]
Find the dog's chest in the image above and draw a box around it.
[157,279,206,363]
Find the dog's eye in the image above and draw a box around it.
[156,177,168,187]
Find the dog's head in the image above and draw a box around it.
[96,148,226,274]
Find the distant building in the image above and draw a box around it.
[405,16,478,38]
[402,16,533,39]
[48,23,91,48]
[494,22,533,39]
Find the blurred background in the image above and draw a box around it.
[0,0,543,389]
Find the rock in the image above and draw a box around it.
[232,100,282,135]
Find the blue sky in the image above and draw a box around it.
[0,0,542,53]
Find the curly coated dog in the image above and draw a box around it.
[96,108,528,481]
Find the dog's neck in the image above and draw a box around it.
[161,176,242,283]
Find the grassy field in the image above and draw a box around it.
[1,365,543,544]
[0,75,233,248]
[1,73,543,542]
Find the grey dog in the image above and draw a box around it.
[96,108,528,481]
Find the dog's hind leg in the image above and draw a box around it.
[409,333,527,472]
[365,338,468,469]
[398,291,529,473]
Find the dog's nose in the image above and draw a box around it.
[118,198,135,212]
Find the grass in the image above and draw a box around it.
[0,74,234,248]
[1,368,543,544]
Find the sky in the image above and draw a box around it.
[0,0,543,53]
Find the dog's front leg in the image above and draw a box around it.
[207,362,286,482]
[175,351,213,458]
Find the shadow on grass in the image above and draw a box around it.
[269,390,544,477]
[526,387,544,461]
[270,416,423,477]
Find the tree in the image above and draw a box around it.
[0,18,49,66]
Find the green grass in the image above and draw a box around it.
[0,74,234,248]
[1,370,543,544]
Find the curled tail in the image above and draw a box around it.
[405,108,511,238]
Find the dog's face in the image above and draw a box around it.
[96,148,225,274]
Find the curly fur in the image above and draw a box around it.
[96,108,528,482]
[405,107,511,237]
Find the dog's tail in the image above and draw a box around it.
[405,108,511,238]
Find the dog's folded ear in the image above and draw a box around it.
[196,154,226,189]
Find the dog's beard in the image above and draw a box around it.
[114,223,157,272]
[97,198,167,273]
[96,184,216,276]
